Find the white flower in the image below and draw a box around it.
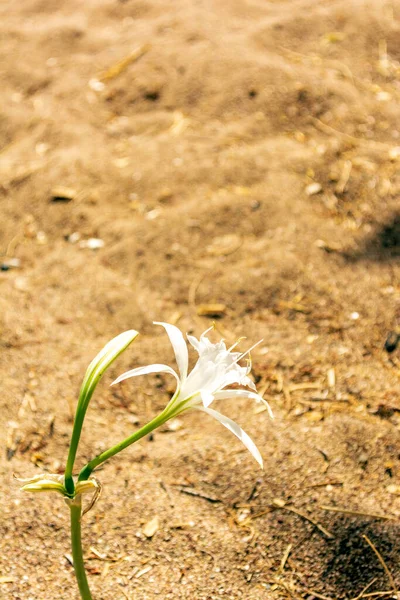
[112,322,273,468]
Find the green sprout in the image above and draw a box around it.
[17,322,272,599]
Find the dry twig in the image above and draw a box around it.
[176,486,221,503]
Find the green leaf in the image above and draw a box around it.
[21,479,67,496]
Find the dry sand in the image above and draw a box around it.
[1,0,400,598]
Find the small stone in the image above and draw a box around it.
[36,231,48,245]
[272,498,286,508]
[167,419,183,431]
[1,258,20,270]
[305,182,322,196]
[50,186,76,202]
[376,91,392,102]
[145,209,161,220]
[67,232,81,244]
[143,516,159,538]
[88,78,105,92]
[113,157,130,168]
[14,277,29,291]
[35,142,49,155]
[207,234,242,256]
[389,147,400,161]
[79,238,104,250]
[196,304,227,317]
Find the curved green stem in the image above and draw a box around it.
[70,497,93,600]
[78,410,171,482]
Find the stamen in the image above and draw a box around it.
[200,324,215,340]
[235,339,263,363]
[228,337,246,352]
[245,356,252,373]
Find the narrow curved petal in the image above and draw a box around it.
[154,322,188,381]
[198,407,263,468]
[187,334,200,351]
[112,364,179,386]
[200,390,215,408]
[213,390,274,419]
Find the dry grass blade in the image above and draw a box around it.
[300,587,333,600]
[275,503,334,539]
[351,578,377,600]
[335,160,352,195]
[312,117,394,151]
[270,578,306,600]
[99,44,151,82]
[320,505,396,521]
[119,588,132,600]
[277,543,292,575]
[354,592,398,598]
[362,534,396,594]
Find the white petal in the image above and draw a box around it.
[112,364,179,386]
[154,322,188,380]
[213,390,274,419]
[245,378,257,391]
[187,334,201,351]
[187,327,217,355]
[200,390,215,408]
[198,407,263,468]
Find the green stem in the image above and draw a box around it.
[78,410,170,482]
[64,412,86,495]
[70,497,93,600]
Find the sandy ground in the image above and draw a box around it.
[2,0,400,598]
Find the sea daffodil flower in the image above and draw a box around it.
[112,322,273,468]
[17,324,273,600]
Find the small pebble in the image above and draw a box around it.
[88,78,105,92]
[389,147,400,161]
[79,238,104,250]
[1,258,21,271]
[376,91,392,102]
[67,232,81,244]
[50,186,76,202]
[36,231,47,245]
[305,182,322,196]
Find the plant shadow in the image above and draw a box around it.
[297,515,400,598]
